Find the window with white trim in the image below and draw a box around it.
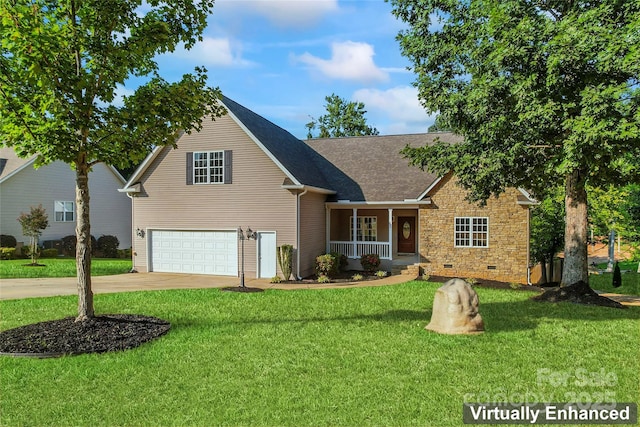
[193,151,224,184]
[455,217,488,247]
[350,216,377,241]
[55,201,74,222]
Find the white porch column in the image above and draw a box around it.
[388,208,393,260]
[326,206,331,254]
[352,208,358,258]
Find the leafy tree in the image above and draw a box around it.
[427,114,452,132]
[306,94,379,139]
[530,187,565,283]
[391,0,640,286]
[1,1,226,321]
[17,205,49,265]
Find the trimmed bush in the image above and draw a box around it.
[97,235,119,258]
[317,274,331,284]
[0,235,17,248]
[315,253,338,277]
[42,248,59,258]
[330,252,348,272]
[612,262,622,288]
[0,247,16,260]
[360,253,380,273]
[62,234,97,256]
[277,244,293,281]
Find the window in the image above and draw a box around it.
[455,217,488,247]
[350,216,377,241]
[187,150,232,185]
[55,201,74,222]
[193,151,224,184]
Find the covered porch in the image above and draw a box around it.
[326,204,424,269]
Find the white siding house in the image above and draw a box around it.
[0,148,132,249]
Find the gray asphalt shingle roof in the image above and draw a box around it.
[305,133,463,202]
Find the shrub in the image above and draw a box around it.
[41,248,59,258]
[316,253,338,277]
[270,276,282,284]
[317,274,331,284]
[351,273,364,281]
[360,254,380,273]
[375,270,387,278]
[62,234,97,256]
[329,252,348,272]
[509,282,521,289]
[421,274,430,282]
[0,247,16,260]
[0,235,17,248]
[97,235,119,258]
[466,278,478,286]
[277,244,293,281]
[612,262,622,288]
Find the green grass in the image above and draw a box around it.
[0,258,132,278]
[589,272,639,296]
[1,282,638,426]
[596,261,638,271]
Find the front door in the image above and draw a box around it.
[258,232,277,278]
[397,217,416,253]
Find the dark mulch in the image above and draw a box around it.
[532,280,626,309]
[0,314,170,358]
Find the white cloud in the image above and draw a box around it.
[295,41,388,83]
[353,86,436,133]
[219,0,339,28]
[172,37,253,67]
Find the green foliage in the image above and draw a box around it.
[97,235,119,258]
[613,262,622,288]
[17,205,49,264]
[351,273,364,281]
[306,93,379,139]
[315,253,338,277]
[375,270,388,278]
[1,0,225,318]
[317,274,331,284]
[0,258,132,279]
[0,247,16,260]
[530,187,565,265]
[427,115,451,132]
[270,276,282,284]
[359,253,380,273]
[390,0,640,284]
[0,235,17,248]
[41,249,59,258]
[276,244,293,281]
[61,235,97,256]
[329,251,348,272]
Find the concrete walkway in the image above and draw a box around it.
[1,272,638,306]
[0,272,412,301]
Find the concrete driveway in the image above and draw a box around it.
[0,272,412,300]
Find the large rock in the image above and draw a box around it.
[426,278,484,334]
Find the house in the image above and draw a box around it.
[0,147,132,250]
[121,96,536,283]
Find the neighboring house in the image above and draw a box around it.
[0,147,132,250]
[121,96,536,283]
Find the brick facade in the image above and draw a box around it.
[419,174,530,284]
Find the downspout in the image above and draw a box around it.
[126,193,137,273]
[526,206,532,285]
[296,188,308,280]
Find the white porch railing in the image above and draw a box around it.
[329,241,391,259]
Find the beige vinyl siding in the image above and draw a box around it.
[0,161,131,248]
[132,114,299,276]
[298,191,327,278]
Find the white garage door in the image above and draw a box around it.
[150,230,238,276]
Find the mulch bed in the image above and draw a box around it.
[0,314,170,358]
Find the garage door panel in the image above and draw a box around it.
[150,230,238,276]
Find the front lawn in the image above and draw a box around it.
[0,258,132,279]
[1,282,638,426]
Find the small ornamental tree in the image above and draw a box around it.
[277,244,293,281]
[17,205,49,264]
[1,1,225,321]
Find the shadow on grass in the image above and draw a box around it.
[168,297,640,334]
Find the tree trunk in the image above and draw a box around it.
[75,161,94,321]
[562,169,589,286]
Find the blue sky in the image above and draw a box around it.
[134,0,436,139]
